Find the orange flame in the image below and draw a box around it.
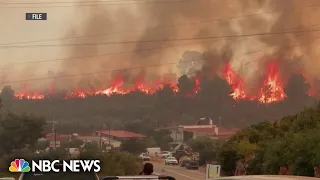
[14,62,289,104]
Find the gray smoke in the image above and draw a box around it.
[54,0,320,91]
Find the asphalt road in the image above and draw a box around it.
[153,162,205,180]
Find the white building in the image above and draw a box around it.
[158,124,239,142]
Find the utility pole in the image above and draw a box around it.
[99,126,102,148]
[1,106,4,121]
[68,135,71,158]
[0,67,4,86]
[52,116,56,149]
[54,128,57,149]
[99,124,105,149]
[0,67,5,121]
[108,126,111,148]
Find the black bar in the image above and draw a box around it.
[26,13,47,20]
[100,176,175,180]
[100,177,118,180]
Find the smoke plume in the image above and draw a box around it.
[6,0,320,92]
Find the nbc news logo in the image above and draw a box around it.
[9,159,100,173]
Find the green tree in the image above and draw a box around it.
[218,142,239,176]
[35,140,50,151]
[153,130,173,150]
[218,106,320,176]
[83,141,99,154]
[79,151,142,176]
[0,113,46,155]
[120,138,148,154]
[177,75,194,94]
[99,151,142,176]
[0,86,14,108]
[190,136,217,165]
[70,139,84,148]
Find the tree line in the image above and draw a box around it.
[0,99,143,178]
[217,103,320,177]
[0,73,317,137]
[1,74,320,177]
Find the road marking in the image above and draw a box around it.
[190,170,204,175]
[163,168,201,180]
[156,164,205,176]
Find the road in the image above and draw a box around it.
[153,162,205,180]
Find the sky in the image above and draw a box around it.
[1,0,320,91]
[0,0,206,90]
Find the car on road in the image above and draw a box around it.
[158,151,172,158]
[18,164,99,180]
[185,160,199,170]
[212,175,319,180]
[165,156,178,165]
[180,159,190,167]
[139,153,151,161]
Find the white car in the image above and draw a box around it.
[158,151,172,158]
[139,153,151,161]
[165,156,178,165]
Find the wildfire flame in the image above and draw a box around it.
[14,61,287,104]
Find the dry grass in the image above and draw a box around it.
[150,156,164,163]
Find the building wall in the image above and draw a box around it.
[183,131,193,142]
[192,132,211,139]
[169,127,184,142]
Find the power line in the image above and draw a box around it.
[0,39,220,67]
[0,0,197,8]
[2,28,320,49]
[2,0,181,4]
[230,23,320,61]
[0,22,319,68]
[0,58,201,84]
[1,3,319,46]
[2,30,320,85]
[0,23,319,67]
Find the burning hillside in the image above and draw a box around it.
[4,0,320,106]
[14,60,294,104]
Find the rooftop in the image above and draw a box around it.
[183,126,240,140]
[42,133,70,141]
[218,127,240,135]
[97,130,145,138]
[183,127,216,136]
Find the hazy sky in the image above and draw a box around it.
[1,0,320,91]
[0,0,206,90]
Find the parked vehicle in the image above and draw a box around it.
[146,147,161,156]
[186,160,199,170]
[180,160,190,167]
[139,153,151,161]
[158,151,172,158]
[172,150,190,160]
[165,157,178,165]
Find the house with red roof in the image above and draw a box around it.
[95,130,146,142]
[38,133,71,148]
[41,133,70,142]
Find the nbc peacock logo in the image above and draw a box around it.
[9,159,31,172]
